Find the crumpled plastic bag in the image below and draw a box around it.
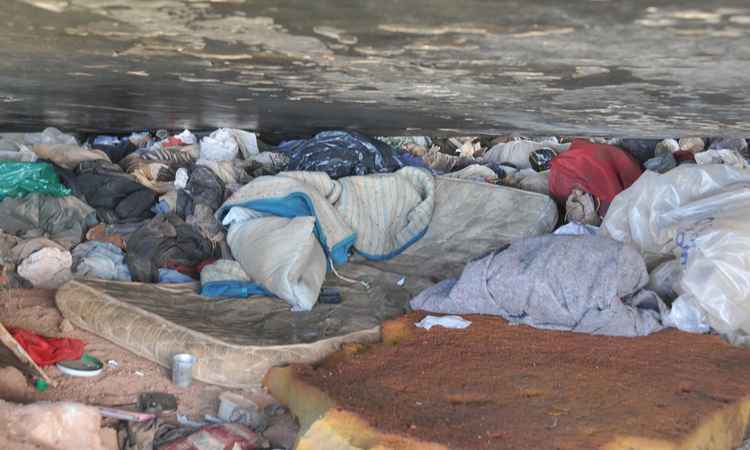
[200,128,239,161]
[603,164,750,337]
[174,168,189,189]
[232,129,259,160]
[601,164,750,260]
[17,247,72,289]
[694,149,748,169]
[176,129,197,145]
[674,210,750,337]
[0,162,71,199]
[0,135,38,162]
[24,127,77,146]
[664,294,711,334]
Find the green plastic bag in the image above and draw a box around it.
[0,161,71,199]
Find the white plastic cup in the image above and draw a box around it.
[172,353,197,388]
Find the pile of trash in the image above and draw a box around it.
[1,128,750,342]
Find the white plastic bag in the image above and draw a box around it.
[601,164,750,259]
[24,127,77,146]
[227,216,326,311]
[664,294,711,334]
[176,129,197,145]
[675,212,750,336]
[200,128,239,161]
[603,165,750,336]
[231,129,259,159]
[17,247,72,288]
[174,168,189,189]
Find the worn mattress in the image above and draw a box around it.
[56,179,557,387]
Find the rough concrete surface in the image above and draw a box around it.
[2,0,750,136]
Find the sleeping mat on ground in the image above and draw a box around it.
[56,178,557,387]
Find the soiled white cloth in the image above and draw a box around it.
[415,315,472,330]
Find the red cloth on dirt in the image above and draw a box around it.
[549,139,643,215]
[6,326,85,366]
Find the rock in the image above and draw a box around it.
[0,366,30,403]
[0,400,103,450]
[678,137,705,154]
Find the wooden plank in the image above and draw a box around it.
[0,323,56,387]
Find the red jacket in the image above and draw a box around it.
[549,139,643,215]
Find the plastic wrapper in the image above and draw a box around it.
[0,161,71,199]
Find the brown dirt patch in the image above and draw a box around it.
[295,312,750,450]
[0,287,247,418]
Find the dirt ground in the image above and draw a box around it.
[297,312,750,450]
[0,287,254,418]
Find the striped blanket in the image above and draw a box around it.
[205,167,434,309]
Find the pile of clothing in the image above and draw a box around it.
[2,126,749,342]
